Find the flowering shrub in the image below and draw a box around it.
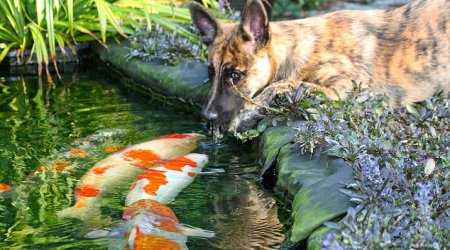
[258,85,449,248]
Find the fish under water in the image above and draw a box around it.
[58,133,206,221]
[125,153,208,206]
[123,153,214,249]
[0,183,12,198]
[86,153,214,249]
[30,128,128,177]
[123,199,214,250]
[0,183,12,192]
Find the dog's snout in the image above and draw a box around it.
[202,110,218,122]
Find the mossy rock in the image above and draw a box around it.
[93,41,209,106]
[260,124,355,244]
[258,124,297,175]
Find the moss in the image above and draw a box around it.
[93,41,209,106]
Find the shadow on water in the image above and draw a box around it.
[0,67,286,249]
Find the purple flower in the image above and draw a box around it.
[321,233,344,250]
[218,0,227,9]
[357,151,382,184]
[414,182,434,217]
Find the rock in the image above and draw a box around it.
[259,124,355,243]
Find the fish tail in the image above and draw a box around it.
[180,224,215,238]
[57,198,101,221]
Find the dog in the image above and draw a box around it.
[189,0,449,135]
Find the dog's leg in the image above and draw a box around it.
[228,79,354,134]
[251,79,299,101]
[252,79,354,101]
[228,79,298,134]
[298,79,355,101]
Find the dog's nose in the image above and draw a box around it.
[202,110,218,122]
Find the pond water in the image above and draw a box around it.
[0,69,285,249]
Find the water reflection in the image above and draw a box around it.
[209,180,285,249]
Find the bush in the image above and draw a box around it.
[272,0,325,19]
[129,24,205,66]
[0,0,200,79]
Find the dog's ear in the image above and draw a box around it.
[240,0,271,48]
[189,2,221,46]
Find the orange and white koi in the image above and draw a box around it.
[125,153,208,206]
[30,129,127,177]
[58,133,205,221]
[124,200,214,250]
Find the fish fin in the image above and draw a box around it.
[85,229,111,239]
[86,222,130,239]
[0,189,14,199]
[57,205,101,221]
[180,224,215,238]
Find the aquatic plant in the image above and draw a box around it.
[245,85,449,247]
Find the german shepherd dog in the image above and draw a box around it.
[189,0,449,135]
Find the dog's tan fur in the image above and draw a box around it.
[190,0,450,134]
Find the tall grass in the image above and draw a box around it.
[0,0,213,80]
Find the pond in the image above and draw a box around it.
[0,67,286,249]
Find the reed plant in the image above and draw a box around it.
[0,0,216,80]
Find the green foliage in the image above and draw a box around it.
[0,0,202,79]
[272,0,324,19]
[129,24,205,66]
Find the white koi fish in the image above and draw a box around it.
[125,153,208,206]
[58,133,205,221]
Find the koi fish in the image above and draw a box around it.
[104,144,125,154]
[0,183,12,198]
[124,200,214,250]
[122,153,212,249]
[31,161,73,177]
[0,183,12,192]
[58,133,206,221]
[125,153,208,206]
[30,129,127,178]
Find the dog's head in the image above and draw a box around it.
[189,0,275,135]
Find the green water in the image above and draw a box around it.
[0,70,285,249]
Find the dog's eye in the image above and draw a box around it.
[231,71,242,81]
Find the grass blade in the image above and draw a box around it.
[46,0,56,61]
[36,0,45,26]
[67,0,74,38]
[28,22,49,78]
[0,42,18,63]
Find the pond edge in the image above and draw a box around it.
[92,41,353,249]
